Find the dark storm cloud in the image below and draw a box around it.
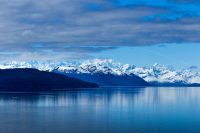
[0,0,200,60]
[30,43,117,53]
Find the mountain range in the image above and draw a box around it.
[0,59,199,86]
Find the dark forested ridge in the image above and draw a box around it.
[0,68,98,91]
[54,71,150,87]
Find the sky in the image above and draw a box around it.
[0,0,200,68]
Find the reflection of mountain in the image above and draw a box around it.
[0,68,98,91]
[1,87,199,107]
[0,87,144,106]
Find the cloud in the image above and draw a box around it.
[0,0,200,61]
[30,43,117,53]
[169,0,200,4]
[189,66,198,70]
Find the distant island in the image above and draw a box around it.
[0,68,98,92]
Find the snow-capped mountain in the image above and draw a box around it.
[0,59,199,85]
[131,63,200,85]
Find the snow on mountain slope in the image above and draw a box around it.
[0,59,199,84]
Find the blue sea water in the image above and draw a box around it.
[0,87,200,133]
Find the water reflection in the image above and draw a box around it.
[0,87,200,133]
[0,87,144,107]
[0,87,200,107]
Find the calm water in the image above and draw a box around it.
[0,87,200,133]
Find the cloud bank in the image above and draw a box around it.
[0,0,200,61]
